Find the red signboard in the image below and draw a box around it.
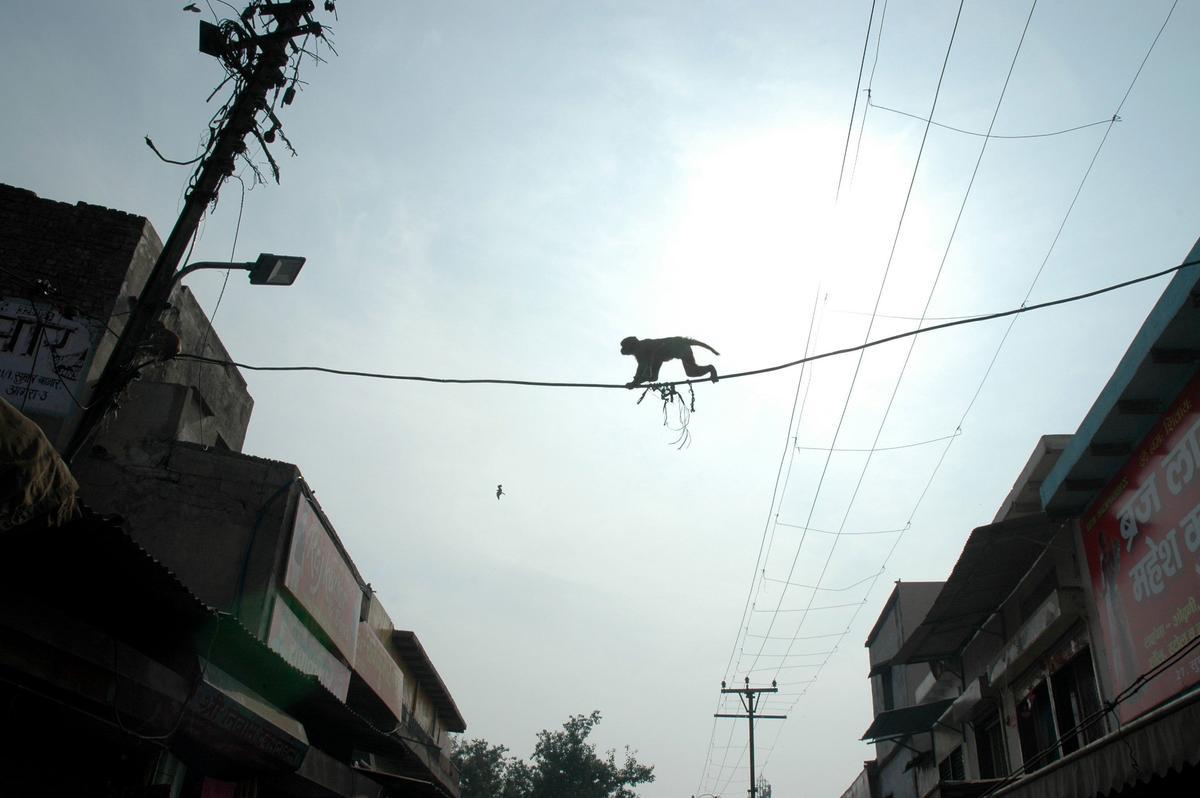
[283,496,361,660]
[1082,370,1200,722]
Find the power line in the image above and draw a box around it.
[193,173,247,446]
[774,521,908,536]
[757,4,1182,770]
[835,0,878,201]
[794,431,960,453]
[743,631,844,641]
[748,296,828,661]
[761,571,881,592]
[866,97,1117,139]
[721,293,821,684]
[767,0,1039,684]
[833,307,987,322]
[750,601,864,614]
[744,0,966,680]
[848,0,890,189]
[704,291,821,796]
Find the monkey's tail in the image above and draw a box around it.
[689,338,720,356]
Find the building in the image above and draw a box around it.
[842,581,944,798]
[839,235,1200,798]
[884,437,1099,798]
[0,183,466,797]
[1022,235,1200,796]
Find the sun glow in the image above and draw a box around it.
[650,125,911,367]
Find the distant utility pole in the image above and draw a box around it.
[715,678,786,798]
[64,0,324,461]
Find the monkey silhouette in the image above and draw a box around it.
[620,336,719,387]
[496,484,504,500]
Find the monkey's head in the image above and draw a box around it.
[620,336,639,354]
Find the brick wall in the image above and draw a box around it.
[0,183,153,323]
[0,183,252,451]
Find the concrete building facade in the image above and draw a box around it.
[843,581,944,798]
[837,236,1200,798]
[0,184,465,797]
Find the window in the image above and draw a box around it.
[974,710,1008,779]
[938,746,965,782]
[1051,649,1105,754]
[1016,681,1059,771]
[881,666,895,711]
[1015,646,1107,772]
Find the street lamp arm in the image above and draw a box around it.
[173,253,306,287]
[172,260,254,284]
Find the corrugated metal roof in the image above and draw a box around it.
[392,630,467,733]
[1,512,416,762]
[861,699,955,742]
[890,514,1059,665]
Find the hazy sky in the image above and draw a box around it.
[4,2,1199,796]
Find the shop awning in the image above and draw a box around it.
[891,514,1058,665]
[861,699,954,742]
[177,665,309,776]
[353,763,454,798]
[0,513,412,767]
[1041,237,1200,518]
[992,687,1200,798]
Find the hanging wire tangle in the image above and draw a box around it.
[636,382,697,448]
[173,256,1200,388]
[144,0,337,199]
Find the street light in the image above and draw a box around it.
[173,253,306,286]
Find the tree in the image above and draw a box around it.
[454,739,517,798]
[451,711,654,798]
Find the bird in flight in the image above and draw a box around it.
[496,484,504,500]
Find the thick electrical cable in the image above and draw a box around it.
[174,255,1200,391]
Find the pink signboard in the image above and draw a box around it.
[1081,370,1200,722]
[283,496,361,660]
[354,621,406,721]
[267,599,351,700]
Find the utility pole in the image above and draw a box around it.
[715,678,786,798]
[64,0,324,461]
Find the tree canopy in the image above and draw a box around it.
[452,711,654,798]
